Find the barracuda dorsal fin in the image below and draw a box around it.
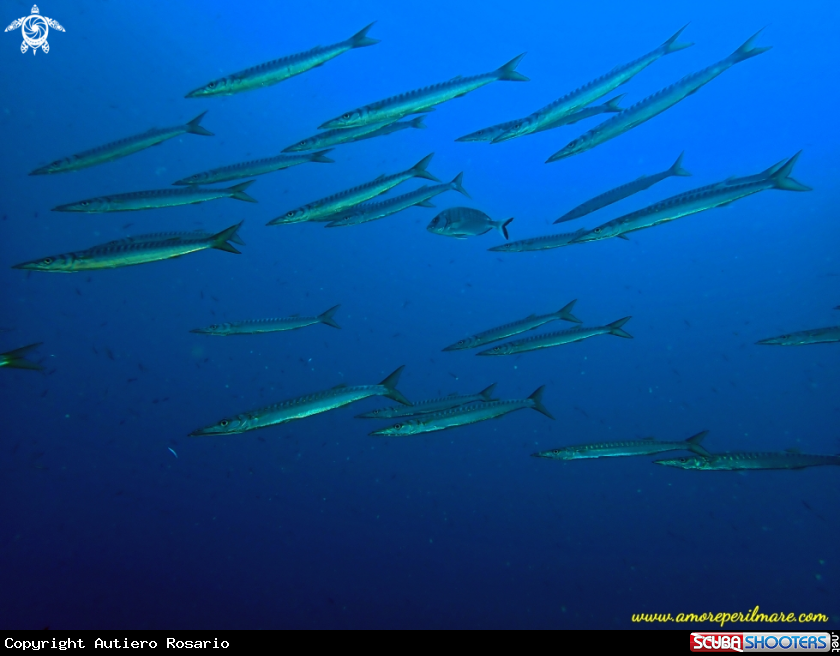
[332,383,348,389]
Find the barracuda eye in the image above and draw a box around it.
[81,201,89,207]
[210,324,217,330]
[780,335,790,339]
[286,211,295,218]
[458,340,464,345]
[42,257,53,264]
[342,113,351,119]
[220,420,229,427]
[208,81,216,89]
[593,228,601,233]
[394,424,403,430]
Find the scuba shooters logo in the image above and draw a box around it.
[690,632,836,652]
[4,5,64,55]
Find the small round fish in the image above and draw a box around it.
[426,207,513,239]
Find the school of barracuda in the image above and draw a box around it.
[8,22,839,474]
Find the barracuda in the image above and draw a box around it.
[533,431,711,460]
[357,383,498,419]
[655,451,840,471]
[53,181,257,213]
[555,152,691,224]
[12,223,243,272]
[319,54,529,129]
[190,366,411,436]
[185,23,379,98]
[455,95,624,143]
[283,117,426,153]
[0,343,43,371]
[488,229,587,252]
[172,150,333,185]
[547,30,771,162]
[191,305,341,336]
[756,325,840,346]
[493,27,692,143]
[477,316,632,356]
[326,172,469,228]
[572,152,810,243]
[30,112,213,175]
[100,230,246,247]
[443,300,581,351]
[369,385,553,436]
[268,154,439,225]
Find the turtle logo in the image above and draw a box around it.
[5,5,64,55]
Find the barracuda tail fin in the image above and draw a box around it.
[450,172,471,198]
[669,151,691,177]
[379,365,412,406]
[770,151,811,191]
[1,342,43,371]
[602,94,625,112]
[479,383,497,401]
[606,316,633,338]
[227,180,258,203]
[662,24,694,54]
[318,305,341,329]
[185,111,214,136]
[496,53,530,82]
[528,385,554,419]
[210,222,244,254]
[409,116,427,129]
[558,299,582,324]
[410,153,440,182]
[496,218,514,240]
[730,28,772,63]
[685,430,712,457]
[310,149,335,163]
[349,22,379,48]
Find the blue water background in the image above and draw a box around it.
[1,0,839,629]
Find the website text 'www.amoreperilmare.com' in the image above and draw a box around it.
[632,606,830,628]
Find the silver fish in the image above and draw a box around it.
[655,450,840,471]
[494,27,692,143]
[268,153,439,225]
[533,431,711,460]
[191,305,341,336]
[283,117,426,153]
[756,325,840,346]
[427,207,513,239]
[443,300,581,351]
[571,152,810,243]
[185,23,379,98]
[454,95,625,143]
[369,385,553,436]
[319,54,529,129]
[30,112,214,175]
[190,366,411,436]
[13,223,243,272]
[172,150,334,185]
[326,172,469,228]
[53,181,257,213]
[488,228,587,252]
[356,383,498,419]
[0,343,43,371]
[555,152,691,224]
[547,30,770,162]
[477,316,632,356]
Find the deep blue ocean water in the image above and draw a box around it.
[1,0,838,630]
